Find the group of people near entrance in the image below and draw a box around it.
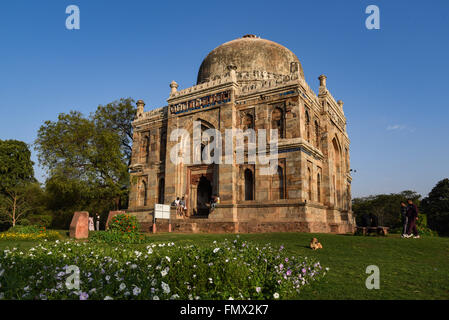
[172,195,221,217]
[173,197,187,217]
[401,199,420,238]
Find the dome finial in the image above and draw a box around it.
[136,100,145,118]
[242,34,258,38]
[318,74,327,87]
[170,80,179,94]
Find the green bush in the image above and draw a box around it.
[89,230,150,244]
[8,225,46,234]
[417,213,438,237]
[108,214,140,234]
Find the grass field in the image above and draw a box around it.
[1,232,448,300]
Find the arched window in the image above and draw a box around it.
[244,169,254,201]
[278,166,285,200]
[144,136,150,163]
[158,178,165,204]
[305,111,310,142]
[308,168,312,201]
[243,113,253,130]
[332,137,341,206]
[315,121,320,148]
[140,180,147,207]
[317,173,321,203]
[271,107,284,138]
[160,131,166,162]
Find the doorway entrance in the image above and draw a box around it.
[196,176,212,216]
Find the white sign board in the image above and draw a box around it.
[154,204,171,219]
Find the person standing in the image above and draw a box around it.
[400,202,408,238]
[180,196,187,217]
[88,216,95,231]
[96,214,100,231]
[174,197,181,216]
[405,199,420,238]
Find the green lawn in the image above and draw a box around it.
[1,232,448,299]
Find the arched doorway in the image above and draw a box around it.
[196,176,212,216]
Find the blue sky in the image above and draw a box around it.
[0,0,448,198]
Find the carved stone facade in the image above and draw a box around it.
[128,35,354,233]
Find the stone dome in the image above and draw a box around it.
[197,35,304,84]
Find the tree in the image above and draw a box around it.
[421,178,449,235]
[352,190,421,228]
[0,140,36,226]
[93,98,135,165]
[34,98,136,218]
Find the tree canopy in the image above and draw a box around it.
[0,140,35,192]
[421,178,449,235]
[0,140,37,226]
[352,190,421,228]
[34,98,136,227]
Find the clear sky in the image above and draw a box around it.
[0,0,448,198]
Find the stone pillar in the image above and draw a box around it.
[136,100,145,118]
[170,80,179,94]
[318,74,327,87]
[337,100,344,109]
[69,211,89,239]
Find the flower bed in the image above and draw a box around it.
[0,225,61,241]
[0,237,327,300]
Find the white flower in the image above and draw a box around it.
[119,283,126,291]
[165,256,171,262]
[161,281,170,294]
[104,296,113,300]
[228,296,234,300]
[213,248,220,253]
[133,286,141,296]
[153,295,160,300]
[161,267,169,277]
[256,287,261,293]
[131,264,137,269]
[273,292,280,299]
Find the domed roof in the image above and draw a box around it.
[197,35,304,84]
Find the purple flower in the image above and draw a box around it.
[302,268,306,274]
[79,292,89,300]
[279,264,284,270]
[285,258,289,262]
[286,269,292,276]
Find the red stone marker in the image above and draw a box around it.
[106,210,126,230]
[69,211,89,239]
